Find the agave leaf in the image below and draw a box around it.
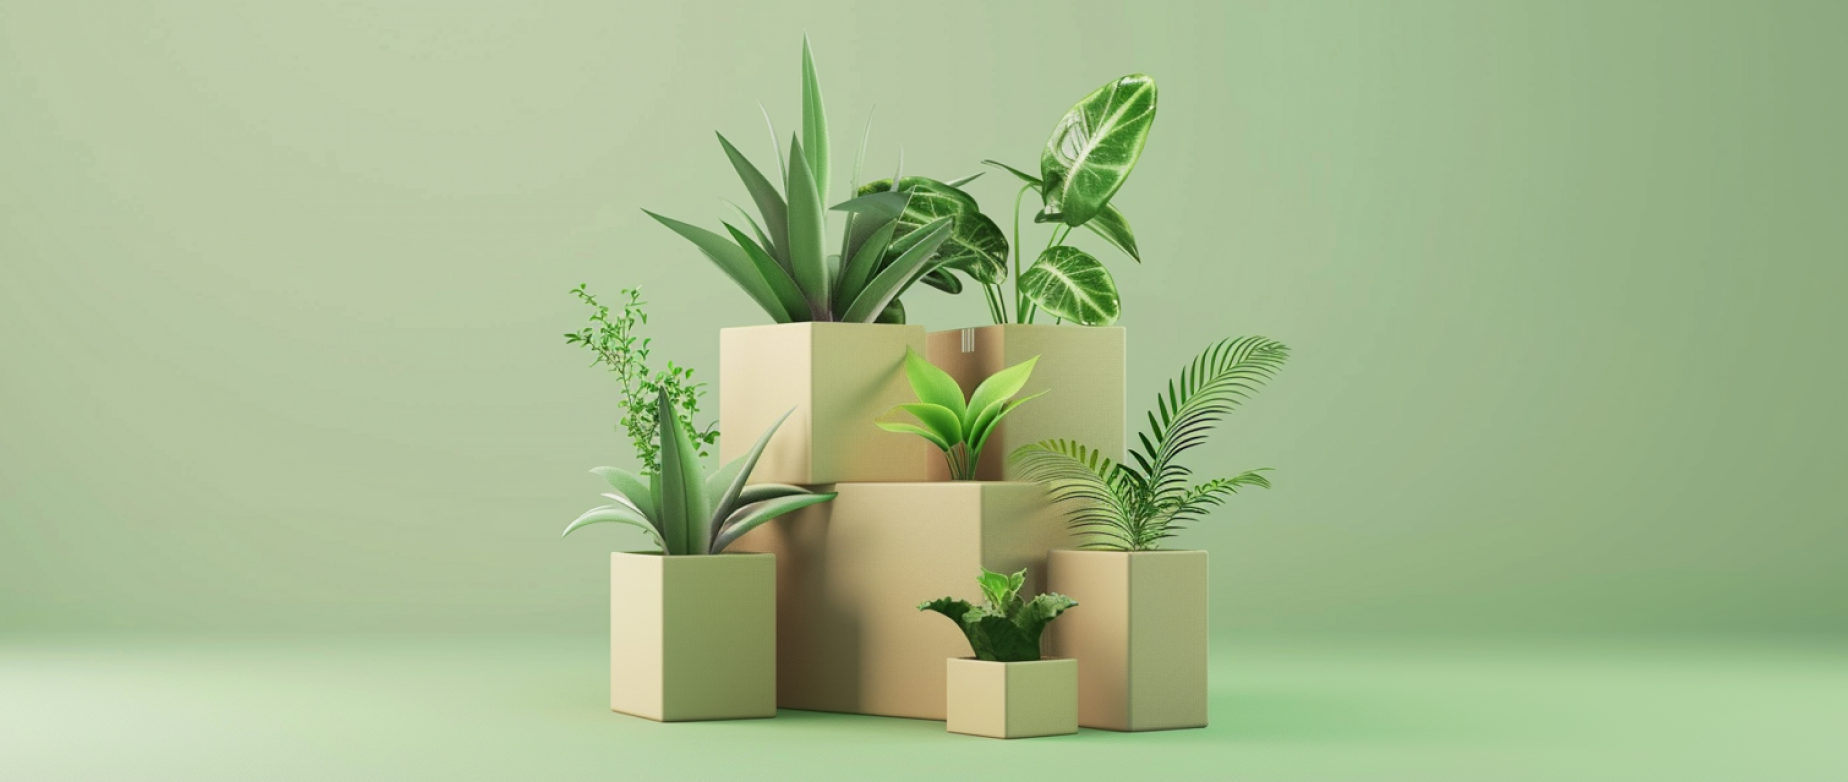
[832,190,911,271]
[723,223,811,321]
[834,219,898,314]
[800,37,829,205]
[786,137,831,315]
[738,483,811,505]
[706,407,796,552]
[711,490,836,553]
[963,355,1039,432]
[903,346,968,421]
[590,466,656,521]
[1038,74,1158,226]
[1020,246,1120,326]
[944,171,983,188]
[654,389,708,555]
[858,178,1006,284]
[982,159,1141,262]
[874,420,952,452]
[840,217,952,323]
[716,133,789,268]
[645,210,790,323]
[704,457,745,510]
[892,402,963,449]
[561,505,664,551]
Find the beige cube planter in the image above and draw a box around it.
[729,481,1077,719]
[1045,549,1209,731]
[609,551,776,722]
[946,657,1078,739]
[926,325,1125,481]
[720,322,928,484]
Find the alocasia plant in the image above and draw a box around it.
[875,348,1043,480]
[919,568,1077,663]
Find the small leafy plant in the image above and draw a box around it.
[1012,336,1288,551]
[563,388,836,555]
[876,348,1042,480]
[919,568,1077,663]
[563,284,717,474]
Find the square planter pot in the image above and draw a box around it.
[926,325,1125,481]
[721,322,929,484]
[945,657,1078,739]
[609,551,776,722]
[1045,549,1208,731]
[729,481,1077,719]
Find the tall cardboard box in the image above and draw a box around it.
[926,325,1125,481]
[608,552,777,722]
[1045,549,1209,731]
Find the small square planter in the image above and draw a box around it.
[926,325,1125,481]
[608,551,776,722]
[945,657,1078,739]
[720,322,929,484]
[1045,549,1208,731]
[728,481,1077,719]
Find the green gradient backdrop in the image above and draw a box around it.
[2,1,1843,637]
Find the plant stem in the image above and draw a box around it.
[1009,184,1031,324]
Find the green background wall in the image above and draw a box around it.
[3,0,1843,638]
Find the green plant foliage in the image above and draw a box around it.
[876,348,1044,480]
[1017,245,1121,326]
[562,285,716,474]
[1012,336,1289,551]
[563,389,836,554]
[1037,74,1158,227]
[982,159,1140,262]
[856,177,1008,285]
[918,568,1077,663]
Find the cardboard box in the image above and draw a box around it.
[1045,549,1208,731]
[945,657,1078,739]
[721,322,929,484]
[609,551,776,722]
[729,481,1078,719]
[925,325,1125,481]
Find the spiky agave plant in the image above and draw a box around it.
[563,388,836,554]
[919,568,1077,662]
[1011,336,1289,551]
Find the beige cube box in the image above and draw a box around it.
[729,481,1077,719]
[609,551,776,722]
[721,322,928,484]
[926,325,1125,481]
[1045,549,1209,731]
[946,658,1078,739]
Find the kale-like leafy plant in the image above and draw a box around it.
[563,388,836,554]
[563,284,717,474]
[919,568,1077,663]
[1011,336,1288,551]
[876,348,1042,480]
[645,38,956,324]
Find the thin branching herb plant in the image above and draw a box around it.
[563,284,718,474]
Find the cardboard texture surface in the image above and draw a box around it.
[730,482,1078,719]
[925,325,1126,481]
[720,323,928,484]
[609,552,776,722]
[945,657,1079,739]
[1045,549,1209,730]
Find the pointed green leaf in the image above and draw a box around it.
[902,346,967,421]
[1020,246,1120,325]
[716,133,790,268]
[705,407,795,552]
[857,178,1006,284]
[723,223,811,321]
[875,298,906,324]
[919,267,963,294]
[561,505,664,551]
[981,159,1041,187]
[644,210,789,323]
[968,390,1047,459]
[711,490,836,553]
[590,466,655,521]
[984,159,1139,261]
[786,137,831,314]
[833,218,898,313]
[964,355,1039,431]
[944,172,983,188]
[875,421,951,452]
[1038,74,1158,226]
[737,483,811,505]
[840,217,951,323]
[801,37,829,204]
[893,402,963,449]
[654,388,708,555]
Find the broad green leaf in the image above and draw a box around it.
[982,159,1140,261]
[875,298,906,324]
[1020,246,1120,325]
[716,133,789,268]
[875,421,951,452]
[561,505,664,551]
[903,346,968,421]
[858,178,1006,284]
[1011,593,1078,641]
[1038,74,1158,226]
[590,466,655,521]
[801,37,829,204]
[833,219,898,313]
[705,406,796,553]
[786,137,831,314]
[920,267,963,294]
[712,491,836,553]
[840,217,951,323]
[968,390,1047,460]
[654,388,709,555]
[894,402,963,449]
[964,355,1039,431]
[645,210,789,323]
[723,223,811,321]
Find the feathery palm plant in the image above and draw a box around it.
[1011,336,1289,551]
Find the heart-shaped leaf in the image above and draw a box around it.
[1020,246,1121,325]
[983,160,1140,262]
[1038,74,1158,227]
[858,178,1007,284]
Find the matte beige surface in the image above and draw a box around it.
[720,323,928,484]
[1046,549,1209,731]
[608,552,775,722]
[925,325,1125,481]
[946,657,1079,739]
[730,482,1077,719]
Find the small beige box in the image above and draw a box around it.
[720,322,928,484]
[946,657,1078,739]
[1045,549,1208,731]
[609,551,776,722]
[926,325,1126,481]
[729,481,1077,719]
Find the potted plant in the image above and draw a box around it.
[923,74,1159,479]
[727,353,1075,720]
[647,39,963,483]
[1012,335,1289,731]
[921,568,1079,739]
[562,373,836,721]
